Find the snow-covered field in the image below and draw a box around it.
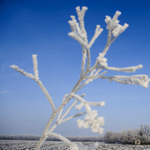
[0,140,150,150]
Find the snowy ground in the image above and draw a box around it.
[0,140,150,150]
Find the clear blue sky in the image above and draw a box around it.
[0,0,150,137]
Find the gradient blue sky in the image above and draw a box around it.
[0,0,150,137]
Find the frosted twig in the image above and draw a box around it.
[81,47,87,76]
[58,94,85,124]
[84,71,107,80]
[68,32,88,48]
[57,94,69,122]
[99,74,150,88]
[36,80,55,111]
[94,68,102,75]
[59,94,86,123]
[76,71,107,92]
[69,6,92,76]
[46,96,85,138]
[10,65,36,80]
[79,69,98,90]
[68,15,88,77]
[75,6,88,42]
[58,99,78,123]
[90,69,96,75]
[71,94,105,107]
[70,15,82,38]
[102,42,112,57]
[88,25,103,48]
[32,55,55,110]
[102,10,129,56]
[32,54,39,80]
[107,30,112,43]
[86,48,91,70]
[97,64,143,73]
[46,132,78,150]
[10,60,55,112]
[60,112,86,124]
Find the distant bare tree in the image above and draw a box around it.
[103,125,150,144]
[140,125,150,136]
[104,130,115,143]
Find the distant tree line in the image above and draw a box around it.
[103,125,150,144]
[0,135,41,141]
[0,135,103,142]
[0,125,149,144]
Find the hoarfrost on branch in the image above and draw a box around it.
[10,6,150,150]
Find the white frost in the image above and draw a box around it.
[10,6,150,150]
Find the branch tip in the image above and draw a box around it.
[10,65,18,69]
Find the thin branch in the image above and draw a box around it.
[72,70,88,93]
[107,30,112,43]
[76,6,88,42]
[10,62,55,112]
[57,94,69,122]
[76,71,107,92]
[94,68,102,75]
[46,132,78,150]
[102,28,112,56]
[47,94,86,137]
[36,80,55,111]
[103,11,128,56]
[97,64,143,73]
[81,46,87,77]
[32,55,55,111]
[102,42,112,57]
[10,65,36,80]
[68,32,88,48]
[86,48,91,70]
[68,6,93,77]
[36,69,90,149]
[47,123,57,135]
[46,106,83,138]
[32,54,39,80]
[59,99,78,122]
[71,94,105,107]
[88,25,103,49]
[59,94,86,123]
[60,112,86,124]
[99,74,150,88]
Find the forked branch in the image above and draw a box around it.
[10,55,55,111]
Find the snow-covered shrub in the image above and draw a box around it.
[103,130,115,143]
[103,125,150,144]
[140,135,150,144]
[139,125,150,136]
[10,6,150,150]
[137,125,150,144]
[119,129,138,144]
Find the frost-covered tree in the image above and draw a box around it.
[140,125,150,136]
[103,130,115,143]
[10,6,150,150]
[137,125,150,144]
[103,126,150,144]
